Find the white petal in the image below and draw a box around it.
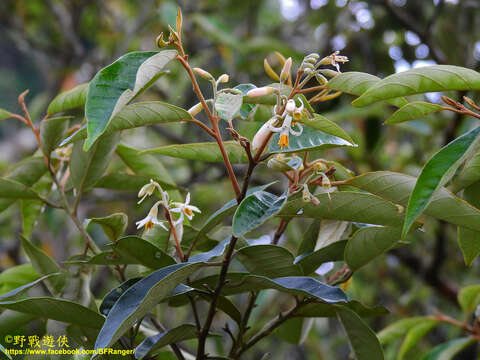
[188,205,201,213]
[316,262,334,276]
[170,207,182,213]
[185,192,191,205]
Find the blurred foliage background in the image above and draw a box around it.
[1,0,480,359]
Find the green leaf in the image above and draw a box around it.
[346,171,480,232]
[21,178,51,238]
[232,191,288,236]
[336,306,384,360]
[20,235,65,294]
[47,83,89,115]
[234,83,257,118]
[268,125,355,154]
[451,151,480,192]
[0,178,41,200]
[99,278,141,316]
[279,192,405,227]
[0,264,38,294]
[40,116,71,156]
[378,317,430,345]
[234,245,302,277]
[458,284,480,313]
[385,101,444,124]
[300,114,355,143]
[0,343,12,360]
[296,240,347,275]
[141,141,248,163]
[116,143,178,190]
[94,262,206,351]
[353,65,480,107]
[297,300,388,318]
[194,183,276,244]
[297,220,321,255]
[345,226,402,271]
[398,320,439,360]
[0,273,62,302]
[0,310,37,336]
[215,89,243,121]
[85,50,177,149]
[0,108,12,121]
[421,337,475,360]
[95,173,178,191]
[326,71,407,107]
[0,297,104,328]
[275,318,313,345]
[457,181,480,265]
[135,324,220,360]
[61,101,192,145]
[403,126,480,237]
[70,132,120,193]
[85,213,128,242]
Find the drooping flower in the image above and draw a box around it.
[320,51,349,72]
[137,179,162,204]
[268,99,304,149]
[170,193,201,225]
[136,201,168,231]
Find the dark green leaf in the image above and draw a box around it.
[0,178,41,200]
[135,324,220,360]
[95,173,178,191]
[336,306,384,360]
[40,116,72,156]
[141,141,248,163]
[20,178,51,238]
[85,213,128,242]
[297,220,321,255]
[385,101,443,124]
[421,337,475,360]
[403,126,480,237]
[70,132,120,193]
[0,273,61,302]
[297,300,388,318]
[268,125,355,154]
[398,320,439,360]
[451,151,480,192]
[353,65,480,107]
[0,297,104,328]
[234,245,302,277]
[233,191,288,236]
[85,50,177,149]
[378,317,429,345]
[99,278,141,316]
[296,240,347,275]
[275,318,313,345]
[47,83,89,115]
[458,181,480,265]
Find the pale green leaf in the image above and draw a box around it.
[47,83,89,115]
[385,101,444,124]
[458,284,480,313]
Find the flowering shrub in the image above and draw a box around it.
[3,8,480,360]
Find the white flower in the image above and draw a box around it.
[170,193,201,225]
[321,51,349,72]
[268,99,304,149]
[137,179,162,204]
[136,201,168,231]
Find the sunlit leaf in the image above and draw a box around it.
[47,83,89,115]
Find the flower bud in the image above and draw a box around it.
[176,8,183,34]
[280,57,292,83]
[217,74,229,83]
[156,32,170,48]
[188,102,203,116]
[285,99,296,113]
[312,161,327,172]
[246,86,275,98]
[315,73,328,85]
[318,69,339,78]
[252,118,274,151]
[193,68,214,81]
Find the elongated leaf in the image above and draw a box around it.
[0,297,104,328]
[0,273,61,302]
[421,337,475,360]
[95,173,178,191]
[326,71,407,107]
[300,114,354,143]
[345,226,402,271]
[70,132,120,193]
[20,235,65,294]
[378,317,430,345]
[0,264,38,294]
[85,213,128,242]
[40,116,71,155]
[296,240,347,275]
[279,192,405,227]
[346,171,480,232]
[458,284,480,313]
[47,83,89,115]
[353,65,480,107]
[297,300,388,318]
[398,320,439,360]
[269,125,355,154]
[234,245,302,277]
[142,141,247,163]
[99,278,141,316]
[275,317,313,345]
[194,183,276,244]
[457,182,480,265]
[94,262,205,351]
[21,178,51,238]
[0,178,41,200]
[116,143,178,190]
[403,126,480,237]
[135,324,219,360]
[297,220,321,255]
[61,101,192,145]
[385,101,444,124]
[233,191,288,236]
[336,306,384,360]
[85,50,177,149]
[451,151,480,192]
